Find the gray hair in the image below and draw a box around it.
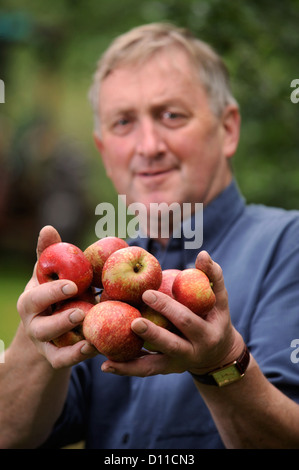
[88,22,238,131]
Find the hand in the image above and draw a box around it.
[17,225,98,369]
[101,251,244,377]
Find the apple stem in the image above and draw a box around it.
[134,262,142,273]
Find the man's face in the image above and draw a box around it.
[95,48,239,211]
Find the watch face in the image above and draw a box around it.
[212,365,243,387]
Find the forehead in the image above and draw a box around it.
[98,48,207,113]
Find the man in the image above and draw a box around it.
[2,22,299,449]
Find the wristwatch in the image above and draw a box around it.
[191,345,250,387]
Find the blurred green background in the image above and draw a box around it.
[1,0,299,348]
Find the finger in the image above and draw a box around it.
[131,312,195,360]
[101,351,171,377]
[43,340,98,369]
[29,306,86,343]
[17,280,78,321]
[23,263,39,291]
[24,226,61,289]
[141,290,206,341]
[195,250,227,300]
[36,225,61,259]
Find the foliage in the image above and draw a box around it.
[0,262,29,345]
[1,0,299,259]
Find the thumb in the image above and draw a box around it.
[195,250,228,306]
[23,226,61,291]
[36,225,61,259]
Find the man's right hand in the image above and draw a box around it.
[16,225,98,369]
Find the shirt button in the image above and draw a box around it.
[122,432,130,444]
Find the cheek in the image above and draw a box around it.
[167,132,194,161]
[101,138,132,175]
[177,125,221,167]
[170,136,201,172]
[102,148,134,196]
[174,140,221,193]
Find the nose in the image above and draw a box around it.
[136,118,166,159]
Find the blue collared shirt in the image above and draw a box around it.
[44,180,299,449]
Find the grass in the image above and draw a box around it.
[0,260,32,348]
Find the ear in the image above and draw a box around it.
[93,131,112,178]
[221,105,241,159]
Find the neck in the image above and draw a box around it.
[143,202,204,249]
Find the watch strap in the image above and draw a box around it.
[191,344,250,387]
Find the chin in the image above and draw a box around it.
[139,190,183,207]
[137,197,183,238]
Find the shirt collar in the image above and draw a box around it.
[202,179,245,249]
[183,179,245,267]
[128,179,245,267]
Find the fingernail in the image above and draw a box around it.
[132,319,148,334]
[62,283,77,295]
[81,343,93,355]
[69,309,84,324]
[143,291,157,304]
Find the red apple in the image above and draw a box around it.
[99,289,112,302]
[101,246,162,305]
[140,303,173,330]
[83,300,144,361]
[158,269,181,298]
[172,268,216,317]
[75,286,98,304]
[36,242,93,296]
[84,237,129,288]
[52,300,94,347]
[54,287,98,311]
[140,303,174,352]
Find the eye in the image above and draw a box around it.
[116,117,130,126]
[163,111,180,119]
[112,116,134,135]
[161,110,188,128]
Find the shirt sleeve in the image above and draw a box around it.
[247,216,299,400]
[39,359,92,448]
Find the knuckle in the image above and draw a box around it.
[47,343,85,370]
[16,291,26,316]
[215,262,223,278]
[51,352,79,370]
[30,321,48,342]
[176,310,193,330]
[140,357,162,377]
[166,338,181,356]
[50,356,63,370]
[143,366,157,377]
[34,286,56,309]
[28,283,63,315]
[44,343,64,369]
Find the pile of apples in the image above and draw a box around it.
[36,237,216,362]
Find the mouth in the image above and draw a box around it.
[135,168,176,179]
